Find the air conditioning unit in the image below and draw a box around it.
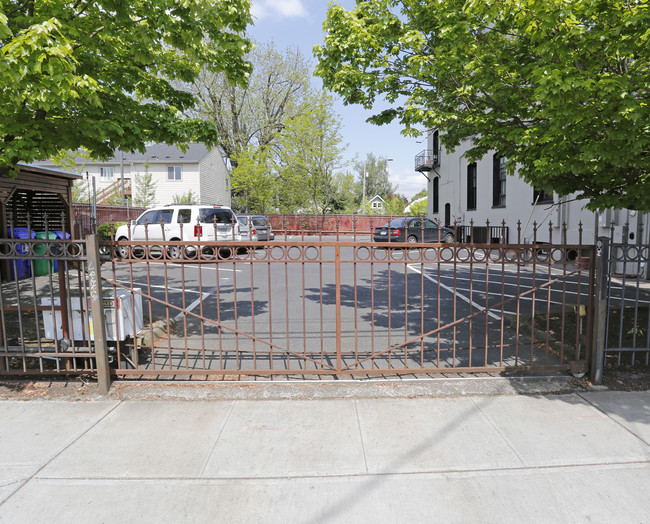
[41,288,143,342]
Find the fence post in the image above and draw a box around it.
[86,234,111,394]
[591,237,609,385]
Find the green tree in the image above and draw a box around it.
[408,198,427,216]
[230,147,276,213]
[329,171,359,213]
[172,190,198,205]
[1,0,252,176]
[49,147,92,203]
[132,161,157,208]
[315,0,650,211]
[384,195,406,215]
[276,91,347,213]
[187,40,312,169]
[355,153,396,202]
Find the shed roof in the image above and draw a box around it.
[18,163,82,180]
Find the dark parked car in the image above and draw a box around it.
[373,217,455,244]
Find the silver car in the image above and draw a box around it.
[237,215,274,242]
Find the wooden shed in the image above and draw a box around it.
[0,164,80,239]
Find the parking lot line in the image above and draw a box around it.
[407,264,502,320]
[174,287,217,322]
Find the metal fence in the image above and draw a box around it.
[14,216,650,387]
[594,229,650,370]
[72,204,146,238]
[89,220,594,379]
[0,221,110,390]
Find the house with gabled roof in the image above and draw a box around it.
[37,143,231,207]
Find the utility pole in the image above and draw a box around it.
[362,164,367,214]
[120,151,125,207]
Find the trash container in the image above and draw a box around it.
[50,230,70,272]
[33,232,57,276]
[7,228,33,280]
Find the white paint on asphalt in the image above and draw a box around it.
[407,264,502,320]
[174,287,217,322]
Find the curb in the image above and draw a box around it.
[0,375,596,401]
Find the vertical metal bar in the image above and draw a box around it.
[436,239,441,368]
[604,226,614,363]
[353,247,359,369]
[266,248,274,370]
[370,257,376,368]
[249,249,257,371]
[530,222,538,365]
[387,252,392,369]
[420,251,425,367]
[199,252,207,370]
[302,252,307,368]
[403,252,408,366]
[335,243,342,373]
[574,223,585,363]
[86,234,110,394]
[545,223,553,365]
[319,247,325,366]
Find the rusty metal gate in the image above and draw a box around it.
[98,224,594,378]
[0,222,595,382]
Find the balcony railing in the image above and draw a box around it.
[414,150,439,171]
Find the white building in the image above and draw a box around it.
[416,130,649,249]
[38,143,231,207]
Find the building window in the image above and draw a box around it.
[467,162,477,211]
[167,165,182,181]
[492,155,506,207]
[533,187,554,204]
[100,167,114,181]
[433,177,439,214]
[432,130,439,164]
[372,201,381,209]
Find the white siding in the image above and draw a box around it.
[426,133,649,246]
[198,149,231,206]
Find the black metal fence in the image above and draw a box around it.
[598,232,650,367]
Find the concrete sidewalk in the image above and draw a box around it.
[0,384,649,523]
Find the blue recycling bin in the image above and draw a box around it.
[50,230,71,272]
[7,228,33,280]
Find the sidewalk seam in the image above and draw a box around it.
[26,460,650,483]
[199,400,236,477]
[0,400,123,510]
[470,396,528,467]
[577,392,650,447]
[353,399,369,474]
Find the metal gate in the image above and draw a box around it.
[99,226,594,378]
[0,224,595,383]
[593,233,650,372]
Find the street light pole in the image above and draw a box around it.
[362,164,367,214]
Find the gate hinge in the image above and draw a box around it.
[569,360,588,377]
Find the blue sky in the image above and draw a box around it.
[249,0,428,198]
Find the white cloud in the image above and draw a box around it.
[252,0,308,20]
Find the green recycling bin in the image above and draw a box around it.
[34,232,57,276]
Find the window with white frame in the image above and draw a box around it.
[167,165,182,181]
[100,167,114,181]
[372,201,381,209]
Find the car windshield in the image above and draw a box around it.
[388,218,407,228]
[237,216,248,226]
[199,209,235,225]
[252,218,267,227]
